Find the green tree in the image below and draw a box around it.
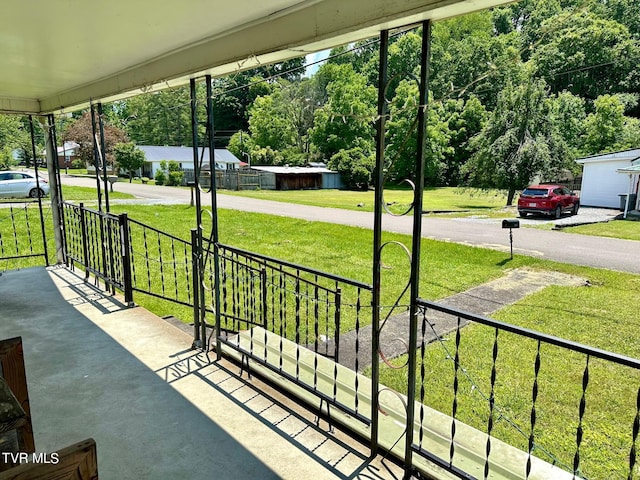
[156,160,184,186]
[0,115,29,167]
[582,94,639,154]
[465,76,568,205]
[440,96,488,185]
[549,91,586,161]
[310,65,376,160]
[248,91,295,151]
[385,81,453,185]
[212,74,273,135]
[113,142,146,182]
[227,131,253,164]
[600,0,640,38]
[326,40,379,74]
[430,12,521,108]
[328,147,374,190]
[531,11,640,102]
[119,86,194,146]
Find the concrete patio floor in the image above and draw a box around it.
[0,266,404,479]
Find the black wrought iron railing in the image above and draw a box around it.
[206,243,375,426]
[0,201,49,270]
[127,217,193,308]
[401,298,640,480]
[63,202,129,299]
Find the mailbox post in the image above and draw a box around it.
[502,219,520,260]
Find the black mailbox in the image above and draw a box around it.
[502,219,520,229]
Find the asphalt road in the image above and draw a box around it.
[62,176,640,274]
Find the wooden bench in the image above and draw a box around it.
[0,338,98,479]
[0,439,97,480]
[0,337,34,468]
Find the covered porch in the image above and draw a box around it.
[0,265,400,479]
[3,1,640,479]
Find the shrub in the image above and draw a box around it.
[154,169,166,185]
[328,147,374,190]
[71,159,85,169]
[167,170,184,186]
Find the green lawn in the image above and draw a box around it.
[562,218,640,241]
[62,185,136,201]
[222,186,510,214]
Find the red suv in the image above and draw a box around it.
[517,184,580,218]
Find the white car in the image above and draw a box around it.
[0,171,50,198]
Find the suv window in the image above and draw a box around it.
[522,188,548,196]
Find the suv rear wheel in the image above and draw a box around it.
[554,206,562,219]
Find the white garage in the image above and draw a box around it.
[576,148,640,208]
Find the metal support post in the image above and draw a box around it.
[90,105,110,290]
[510,229,514,260]
[28,116,49,266]
[206,74,223,358]
[119,213,134,305]
[90,103,103,212]
[191,228,202,349]
[97,104,116,294]
[97,103,110,213]
[371,28,390,454]
[43,115,66,264]
[190,78,207,350]
[404,20,432,479]
[79,203,90,279]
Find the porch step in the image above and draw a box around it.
[223,327,575,480]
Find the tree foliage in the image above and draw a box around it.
[582,94,640,153]
[63,111,128,167]
[531,11,640,102]
[113,142,146,181]
[385,82,453,185]
[0,114,29,168]
[465,76,568,204]
[328,147,374,190]
[310,64,376,160]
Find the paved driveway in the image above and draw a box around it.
[60,176,640,274]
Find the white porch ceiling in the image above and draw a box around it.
[0,0,512,115]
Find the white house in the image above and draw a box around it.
[138,146,240,178]
[576,148,640,209]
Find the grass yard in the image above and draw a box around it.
[562,218,640,241]
[62,185,136,201]
[376,265,640,480]
[222,186,510,214]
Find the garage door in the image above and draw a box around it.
[580,161,629,208]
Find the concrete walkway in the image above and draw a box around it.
[337,268,586,372]
[0,266,403,479]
